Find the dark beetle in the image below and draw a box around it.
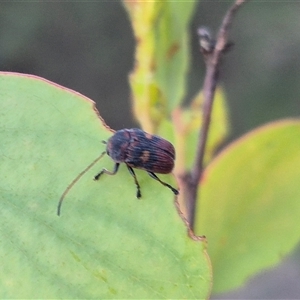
[95,128,179,197]
[57,128,178,215]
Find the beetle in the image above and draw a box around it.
[57,128,179,216]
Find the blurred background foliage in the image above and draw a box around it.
[1,1,300,298]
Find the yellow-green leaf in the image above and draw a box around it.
[155,1,196,111]
[195,119,300,293]
[159,87,229,174]
[125,1,196,132]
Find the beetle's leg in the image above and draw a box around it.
[147,172,179,195]
[126,166,142,199]
[94,163,120,180]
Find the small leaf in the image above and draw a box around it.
[0,73,211,298]
[195,119,300,293]
[159,87,230,174]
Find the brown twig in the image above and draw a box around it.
[184,0,247,230]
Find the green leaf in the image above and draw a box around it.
[195,119,300,293]
[155,1,196,111]
[0,73,211,298]
[125,1,196,132]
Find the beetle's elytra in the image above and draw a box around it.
[57,128,179,216]
[106,128,176,174]
[95,128,179,197]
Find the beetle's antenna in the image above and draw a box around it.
[57,151,106,216]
